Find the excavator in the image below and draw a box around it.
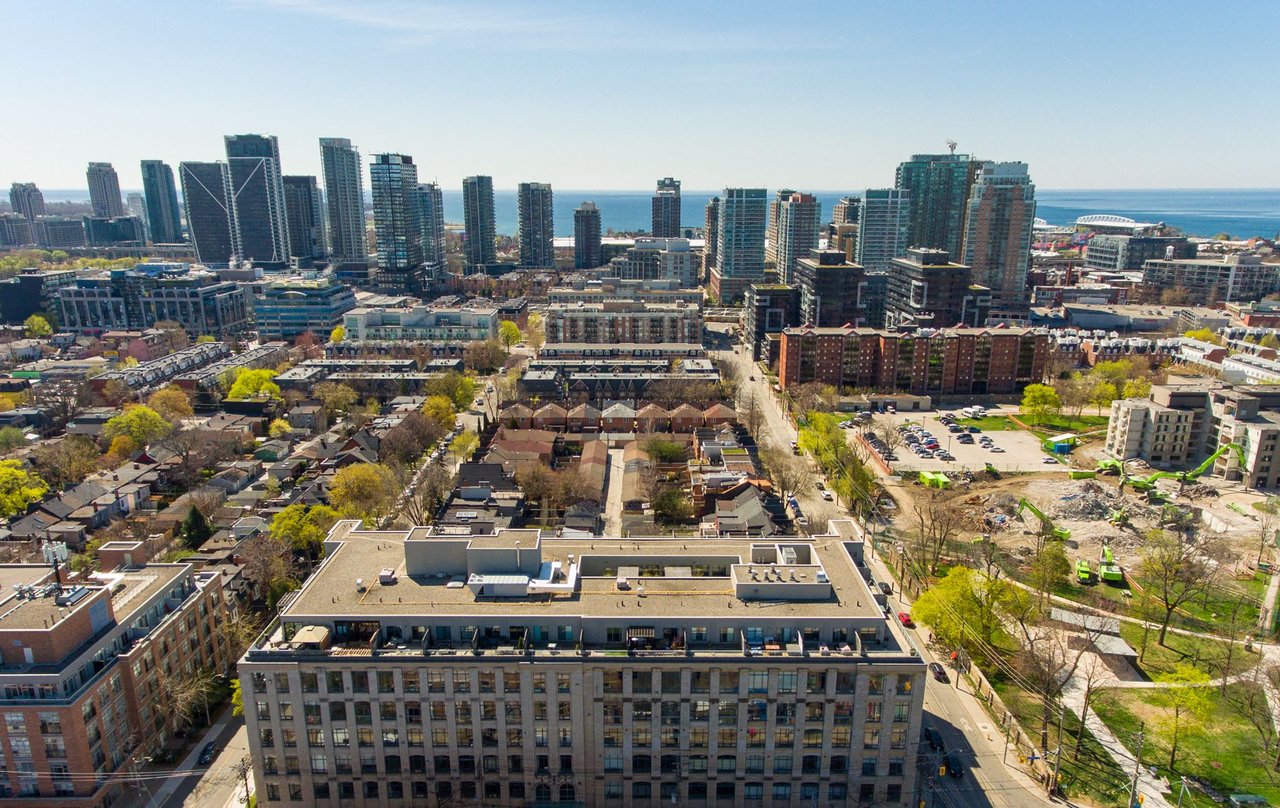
[1125,443,1245,492]
[1095,458,1123,476]
[1099,544,1124,584]
[1016,498,1071,540]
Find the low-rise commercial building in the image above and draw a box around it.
[778,325,1047,396]
[254,276,358,341]
[57,263,250,336]
[239,519,924,807]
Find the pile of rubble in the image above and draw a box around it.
[1053,481,1124,520]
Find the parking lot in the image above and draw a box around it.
[851,407,1071,475]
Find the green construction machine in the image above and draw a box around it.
[1075,558,1093,583]
[1099,544,1124,584]
[1096,458,1123,476]
[1125,443,1245,492]
[1017,498,1071,540]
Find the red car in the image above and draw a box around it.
[897,612,914,628]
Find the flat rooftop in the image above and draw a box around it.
[0,564,186,632]
[285,522,883,620]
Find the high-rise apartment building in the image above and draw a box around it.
[239,519,926,807]
[86,162,126,218]
[794,249,867,329]
[8,182,45,221]
[772,192,821,285]
[463,175,497,269]
[140,160,183,244]
[414,182,446,272]
[651,177,681,238]
[702,196,720,284]
[518,182,554,268]
[125,192,148,235]
[962,162,1036,317]
[573,202,602,269]
[744,283,800,362]
[710,188,767,305]
[856,189,910,273]
[370,154,424,294]
[225,133,291,268]
[319,137,367,265]
[283,175,327,263]
[832,196,861,226]
[84,216,145,247]
[884,248,983,330]
[179,162,235,266]
[894,153,980,261]
[765,189,793,270]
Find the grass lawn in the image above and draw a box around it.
[1092,684,1280,807]
[1019,412,1111,434]
[956,415,1018,431]
[1117,622,1261,680]
[990,675,1131,806]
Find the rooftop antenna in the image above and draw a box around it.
[946,139,958,155]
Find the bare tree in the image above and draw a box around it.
[156,667,219,729]
[216,609,263,665]
[875,423,905,458]
[240,536,292,602]
[1230,661,1279,758]
[739,391,769,444]
[1257,500,1278,565]
[909,490,965,575]
[759,447,812,502]
[1072,653,1110,761]
[1138,529,1224,645]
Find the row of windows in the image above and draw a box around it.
[253,668,911,698]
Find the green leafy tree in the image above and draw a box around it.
[0,427,27,452]
[268,418,292,439]
[23,314,52,338]
[179,506,213,549]
[1020,383,1061,426]
[424,371,477,411]
[1090,358,1135,391]
[0,460,49,518]
[498,320,522,353]
[195,335,215,344]
[653,488,693,524]
[103,404,172,447]
[911,566,1023,662]
[1027,539,1070,606]
[1261,333,1280,350]
[230,679,244,717]
[329,325,346,343]
[642,438,686,463]
[269,503,340,557]
[1183,327,1222,345]
[1121,377,1151,400]
[1088,380,1118,416]
[314,382,359,416]
[226,368,282,400]
[146,386,193,422]
[328,464,398,525]
[421,395,457,431]
[523,312,545,352]
[449,431,480,461]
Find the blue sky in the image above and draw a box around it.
[5,0,1279,191]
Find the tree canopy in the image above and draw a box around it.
[328,464,398,525]
[179,506,213,549]
[0,460,48,518]
[103,404,172,447]
[329,325,346,343]
[23,314,52,338]
[314,382,359,416]
[424,372,477,411]
[421,395,457,431]
[226,368,282,400]
[498,320,522,352]
[911,566,1024,662]
[1020,384,1061,426]
[146,386,193,422]
[269,503,340,557]
[0,427,27,452]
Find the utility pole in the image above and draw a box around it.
[1176,776,1189,808]
[1128,722,1145,808]
[1048,701,1067,796]
[233,755,253,805]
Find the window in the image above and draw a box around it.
[632,753,652,773]
[661,671,681,693]
[632,782,652,799]
[719,671,739,694]
[748,671,768,693]
[717,782,736,800]
[326,671,344,693]
[557,673,571,693]
[777,671,797,693]
[504,671,521,693]
[377,671,395,693]
[301,672,318,692]
[717,754,736,772]
[605,781,623,799]
[603,670,622,693]
[866,702,882,723]
[746,754,764,773]
[744,783,764,801]
[310,754,327,773]
[454,671,470,693]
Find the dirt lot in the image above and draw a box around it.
[885,466,1269,577]
[855,407,1069,475]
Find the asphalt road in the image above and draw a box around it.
[706,323,1052,808]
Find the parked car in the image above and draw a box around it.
[877,581,893,596]
[968,426,981,433]
[198,743,218,765]
[1042,456,1058,464]
[990,446,1005,453]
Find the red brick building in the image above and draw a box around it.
[0,546,229,806]
[779,325,1048,396]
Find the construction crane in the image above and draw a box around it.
[946,139,958,155]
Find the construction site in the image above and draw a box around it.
[889,441,1273,601]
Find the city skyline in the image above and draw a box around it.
[5,1,1279,191]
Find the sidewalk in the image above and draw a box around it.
[1061,677,1173,808]
[120,705,242,808]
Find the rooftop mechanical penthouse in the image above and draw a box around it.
[241,520,925,807]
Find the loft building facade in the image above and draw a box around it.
[239,520,925,807]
